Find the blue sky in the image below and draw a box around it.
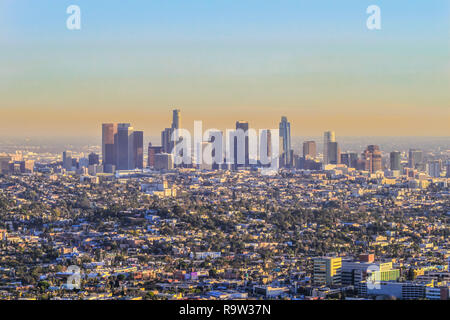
[0,1,449,137]
[2,1,449,43]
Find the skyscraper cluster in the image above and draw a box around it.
[102,123,144,172]
[362,145,382,173]
[144,109,182,171]
[147,110,276,171]
[99,109,442,177]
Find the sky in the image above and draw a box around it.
[0,0,449,138]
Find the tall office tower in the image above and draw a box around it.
[264,129,272,157]
[258,129,272,167]
[303,141,316,159]
[348,153,358,168]
[428,160,442,178]
[154,153,174,171]
[133,131,144,169]
[362,145,382,173]
[88,152,100,166]
[62,151,72,170]
[323,131,336,164]
[279,117,292,167]
[327,141,340,165]
[161,127,174,154]
[390,151,401,171]
[235,121,249,168]
[172,109,181,129]
[160,109,182,157]
[340,153,351,167]
[341,153,358,168]
[102,123,118,166]
[313,257,342,286]
[408,149,423,169]
[147,143,163,168]
[115,123,134,170]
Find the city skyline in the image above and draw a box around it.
[0,1,449,305]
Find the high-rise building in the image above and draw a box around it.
[0,156,11,174]
[148,143,163,168]
[362,145,382,173]
[8,160,35,174]
[88,153,100,166]
[349,153,358,168]
[340,153,350,167]
[259,129,272,167]
[22,160,35,173]
[115,123,134,170]
[408,149,423,169]
[161,109,182,156]
[102,123,118,166]
[161,127,174,154]
[390,151,401,171]
[279,117,292,167]
[234,121,249,168]
[323,131,336,165]
[154,153,174,171]
[341,152,358,168]
[313,257,342,286]
[428,160,442,178]
[133,131,144,169]
[62,151,73,171]
[327,142,340,165]
[303,141,316,159]
[172,109,181,129]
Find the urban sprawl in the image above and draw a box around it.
[0,110,449,300]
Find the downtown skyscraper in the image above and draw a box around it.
[327,142,341,165]
[115,123,134,170]
[101,123,143,172]
[172,109,181,130]
[408,149,423,169]
[102,123,118,172]
[362,145,382,173]
[390,151,401,171]
[303,141,316,159]
[234,121,250,168]
[323,131,336,165]
[279,116,292,167]
[161,109,182,154]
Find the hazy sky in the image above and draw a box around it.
[0,0,449,137]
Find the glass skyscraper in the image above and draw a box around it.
[279,116,292,167]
